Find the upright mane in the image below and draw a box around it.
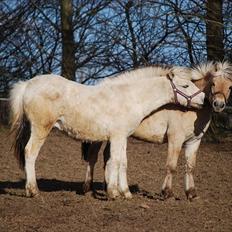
[191,61,232,81]
[191,62,215,81]
[99,64,191,87]
[215,61,232,80]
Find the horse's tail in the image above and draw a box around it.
[81,142,91,161]
[10,81,31,169]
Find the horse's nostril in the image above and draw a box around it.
[213,100,225,109]
[213,101,218,107]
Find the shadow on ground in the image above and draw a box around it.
[0,179,164,200]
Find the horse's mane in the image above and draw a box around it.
[99,64,191,87]
[99,61,232,87]
[191,62,215,81]
[191,61,232,81]
[215,61,232,80]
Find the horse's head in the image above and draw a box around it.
[167,71,205,109]
[192,61,232,112]
[208,62,232,112]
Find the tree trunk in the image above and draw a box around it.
[60,0,76,81]
[205,0,226,142]
[206,0,224,61]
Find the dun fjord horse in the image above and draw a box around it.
[10,67,204,199]
[82,61,232,200]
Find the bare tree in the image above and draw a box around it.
[60,0,75,80]
[1,0,232,85]
[206,0,224,61]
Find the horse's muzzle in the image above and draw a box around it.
[212,99,226,112]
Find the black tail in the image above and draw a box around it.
[13,113,31,169]
[81,142,91,161]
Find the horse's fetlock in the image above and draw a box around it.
[25,183,39,197]
[82,180,93,194]
[161,187,174,199]
[107,187,120,200]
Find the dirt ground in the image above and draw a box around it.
[0,126,231,232]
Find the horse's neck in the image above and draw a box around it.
[192,104,212,136]
[135,78,172,118]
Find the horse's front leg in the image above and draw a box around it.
[105,136,127,199]
[184,140,201,201]
[161,136,184,199]
[83,142,102,193]
[102,141,131,199]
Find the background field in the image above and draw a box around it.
[0,127,231,232]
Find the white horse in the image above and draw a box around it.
[10,66,204,199]
[82,61,232,200]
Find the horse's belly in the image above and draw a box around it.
[54,118,109,141]
[133,125,167,143]
[133,131,166,143]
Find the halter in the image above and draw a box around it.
[167,74,202,108]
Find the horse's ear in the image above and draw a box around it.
[166,72,174,80]
[214,62,219,72]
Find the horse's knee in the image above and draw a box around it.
[166,162,177,174]
[167,143,182,173]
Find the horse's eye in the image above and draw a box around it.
[182,85,189,88]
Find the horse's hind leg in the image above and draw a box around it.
[25,126,49,197]
[161,136,184,199]
[184,140,201,201]
[83,142,102,193]
[102,142,110,191]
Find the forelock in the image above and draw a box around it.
[191,62,215,81]
[215,61,232,80]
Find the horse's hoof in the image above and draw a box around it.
[107,188,120,200]
[122,190,133,199]
[185,188,198,201]
[26,187,39,198]
[161,187,174,200]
